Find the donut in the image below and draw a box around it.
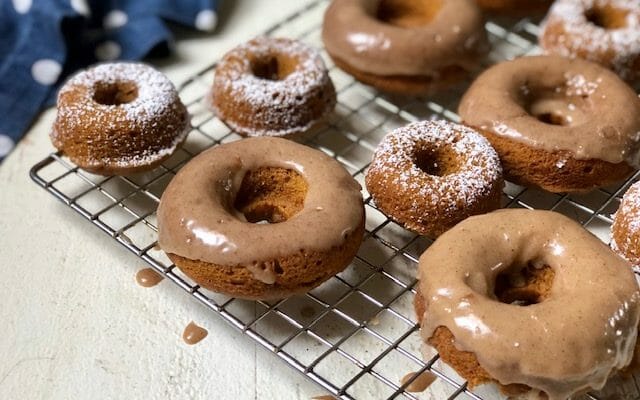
[365,120,503,238]
[540,0,640,83]
[321,0,489,95]
[612,181,640,266]
[157,137,365,300]
[211,37,336,138]
[475,0,552,14]
[414,209,640,399]
[51,62,190,175]
[458,55,640,193]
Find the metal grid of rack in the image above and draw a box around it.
[29,1,640,399]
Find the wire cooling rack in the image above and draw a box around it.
[29,1,640,399]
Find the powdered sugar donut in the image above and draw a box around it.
[365,120,504,238]
[540,0,640,82]
[52,62,190,175]
[611,181,640,266]
[211,36,336,137]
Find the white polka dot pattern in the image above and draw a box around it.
[195,9,217,31]
[103,10,128,29]
[12,0,32,14]
[0,134,15,158]
[31,59,62,85]
[70,0,90,16]
[95,41,121,60]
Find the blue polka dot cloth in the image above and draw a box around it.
[0,0,219,163]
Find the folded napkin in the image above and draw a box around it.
[0,0,219,163]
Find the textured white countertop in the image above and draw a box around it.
[0,1,331,399]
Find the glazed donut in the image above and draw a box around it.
[475,0,552,14]
[414,209,640,399]
[459,55,640,193]
[51,62,190,175]
[322,0,489,95]
[211,37,336,137]
[157,137,365,300]
[612,181,640,266]
[365,120,503,238]
[540,0,640,82]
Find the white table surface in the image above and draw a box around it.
[0,1,334,399]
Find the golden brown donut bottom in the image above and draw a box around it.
[474,127,634,193]
[330,55,471,95]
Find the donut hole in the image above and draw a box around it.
[493,263,555,306]
[585,6,629,29]
[535,112,570,126]
[93,81,138,105]
[251,54,297,81]
[414,145,460,176]
[234,167,307,224]
[522,88,588,127]
[377,0,443,28]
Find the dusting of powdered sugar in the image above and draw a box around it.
[57,62,180,125]
[52,62,190,169]
[79,121,190,169]
[611,181,640,266]
[367,120,502,223]
[211,36,335,137]
[564,72,602,95]
[540,0,640,80]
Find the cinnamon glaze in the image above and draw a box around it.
[157,137,364,282]
[322,0,487,77]
[135,268,163,287]
[400,371,436,392]
[459,55,640,166]
[182,322,208,345]
[417,209,640,399]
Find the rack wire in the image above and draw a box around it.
[29,1,640,399]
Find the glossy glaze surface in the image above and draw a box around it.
[417,209,640,399]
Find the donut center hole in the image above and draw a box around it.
[93,81,138,105]
[377,0,443,28]
[585,6,629,29]
[251,55,297,81]
[494,262,555,306]
[521,86,588,127]
[414,145,459,177]
[234,167,307,224]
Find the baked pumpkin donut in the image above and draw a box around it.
[540,0,640,82]
[157,137,365,300]
[415,209,640,399]
[459,55,640,193]
[365,120,503,238]
[211,36,336,137]
[322,0,489,95]
[612,181,640,266]
[475,0,551,14]
[51,62,190,175]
